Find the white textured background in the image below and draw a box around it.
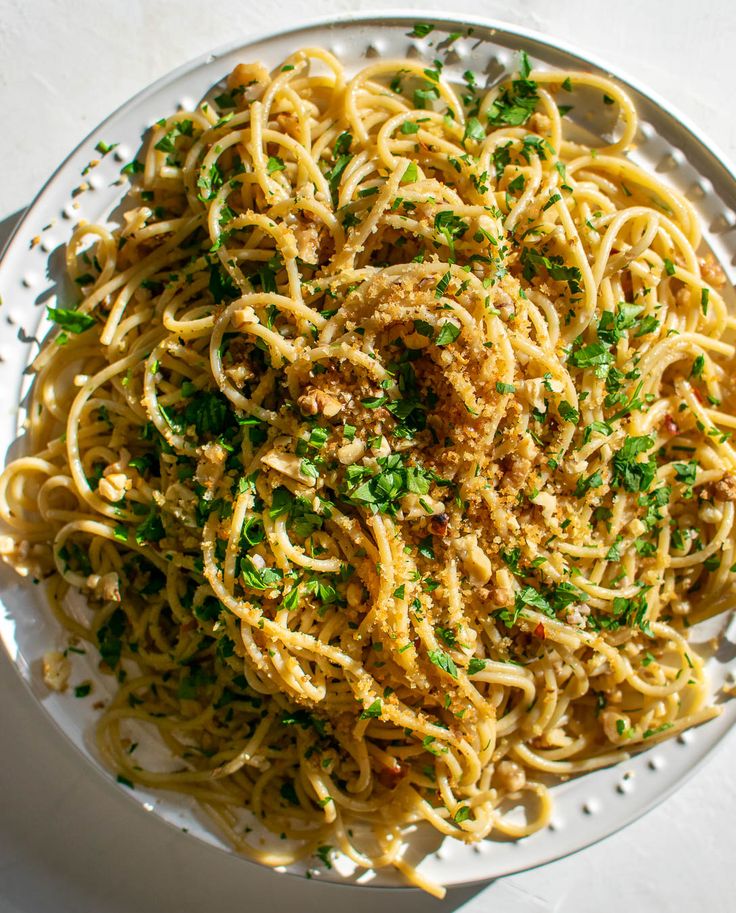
[0,2,734,912]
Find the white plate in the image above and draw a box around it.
[1,10,736,892]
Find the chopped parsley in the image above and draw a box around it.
[435,270,451,298]
[463,116,486,144]
[428,649,458,678]
[409,23,434,38]
[341,453,436,516]
[47,306,96,335]
[567,342,614,371]
[435,321,461,346]
[574,469,604,498]
[558,401,579,423]
[522,248,582,294]
[611,436,656,492]
[134,509,165,545]
[154,119,194,154]
[487,53,539,126]
[359,699,382,719]
[434,211,469,256]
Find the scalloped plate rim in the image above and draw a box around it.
[0,9,735,891]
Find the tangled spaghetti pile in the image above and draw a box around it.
[2,42,735,895]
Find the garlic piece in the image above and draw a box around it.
[337,438,365,465]
[42,650,70,692]
[261,449,315,486]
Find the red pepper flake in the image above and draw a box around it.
[377,761,407,789]
[663,414,679,436]
[533,622,546,639]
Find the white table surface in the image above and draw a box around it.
[1,1,734,911]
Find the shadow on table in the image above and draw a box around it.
[0,207,27,254]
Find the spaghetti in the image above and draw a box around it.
[1,44,735,896]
